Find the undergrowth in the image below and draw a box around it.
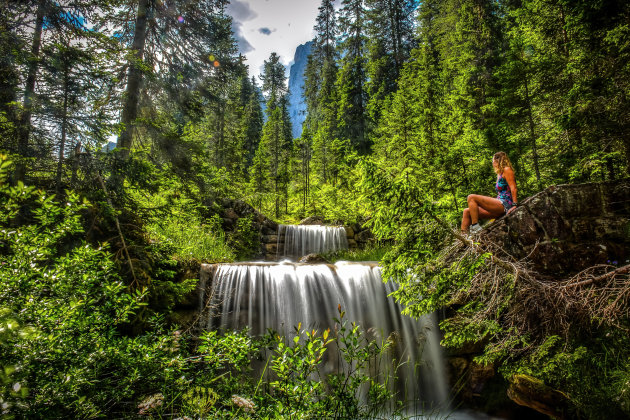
[324,243,389,262]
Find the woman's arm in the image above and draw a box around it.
[503,167,518,203]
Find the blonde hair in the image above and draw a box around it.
[493,151,513,175]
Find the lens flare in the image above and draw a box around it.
[213,60,220,67]
[177,16,184,23]
[208,54,215,62]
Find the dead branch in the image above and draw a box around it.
[564,264,630,289]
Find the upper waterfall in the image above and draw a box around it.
[278,224,349,259]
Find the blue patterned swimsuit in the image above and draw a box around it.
[496,174,514,213]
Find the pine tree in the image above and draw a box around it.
[243,76,264,168]
[364,0,418,130]
[256,53,293,217]
[337,0,369,155]
[304,0,341,185]
[39,39,113,194]
[115,0,236,160]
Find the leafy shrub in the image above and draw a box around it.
[227,214,259,260]
[0,155,192,417]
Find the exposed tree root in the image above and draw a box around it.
[442,228,629,353]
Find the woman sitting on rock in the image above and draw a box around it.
[461,151,518,234]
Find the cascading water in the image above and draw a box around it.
[278,224,348,258]
[205,260,450,413]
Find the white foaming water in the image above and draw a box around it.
[205,261,450,412]
[278,224,348,258]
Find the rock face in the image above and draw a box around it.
[288,41,312,139]
[481,179,630,275]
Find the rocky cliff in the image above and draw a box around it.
[287,41,312,139]
[482,179,630,274]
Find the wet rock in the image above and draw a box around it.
[224,208,238,220]
[298,253,330,264]
[299,216,326,225]
[355,229,374,243]
[348,239,357,248]
[469,361,495,396]
[507,374,569,419]
[261,235,278,243]
[344,225,355,238]
[446,357,469,389]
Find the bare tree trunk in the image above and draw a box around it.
[117,0,150,159]
[15,0,46,183]
[56,64,69,195]
[523,68,541,184]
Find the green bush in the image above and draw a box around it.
[0,155,189,417]
[227,214,259,260]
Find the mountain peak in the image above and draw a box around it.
[288,41,313,139]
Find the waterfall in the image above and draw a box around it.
[278,224,348,258]
[204,261,449,412]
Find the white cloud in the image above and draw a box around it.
[226,0,322,79]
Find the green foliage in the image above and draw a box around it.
[148,212,234,262]
[501,331,630,419]
[0,155,218,418]
[324,243,389,262]
[0,155,143,416]
[192,309,402,419]
[126,170,235,263]
[227,214,259,260]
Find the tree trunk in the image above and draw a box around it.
[15,0,46,183]
[523,66,541,184]
[117,0,150,159]
[56,63,69,195]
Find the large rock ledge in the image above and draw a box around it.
[447,179,630,417]
[480,179,630,275]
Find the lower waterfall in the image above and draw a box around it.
[204,260,450,414]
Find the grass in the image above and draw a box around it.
[148,215,235,262]
[323,244,390,263]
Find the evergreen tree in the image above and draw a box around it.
[364,0,418,131]
[3,0,114,182]
[39,39,115,194]
[337,0,369,155]
[254,53,293,217]
[115,0,236,161]
[304,0,341,185]
[243,76,264,168]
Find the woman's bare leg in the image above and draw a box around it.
[461,206,499,232]
[461,208,471,232]
[467,194,505,224]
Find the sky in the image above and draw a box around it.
[226,0,337,79]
